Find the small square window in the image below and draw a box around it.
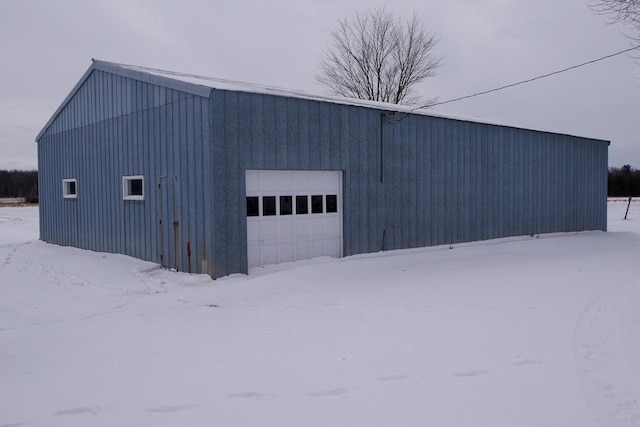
[296,195,308,214]
[280,196,292,215]
[246,196,259,217]
[123,175,144,200]
[326,195,338,213]
[63,179,77,199]
[263,196,276,216]
[311,195,323,214]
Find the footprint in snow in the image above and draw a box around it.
[308,387,348,397]
[377,375,409,382]
[513,358,545,367]
[146,404,200,413]
[224,391,273,400]
[452,369,490,377]
[53,406,101,416]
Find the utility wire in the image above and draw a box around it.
[427,44,640,108]
[99,44,639,115]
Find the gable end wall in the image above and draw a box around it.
[37,70,213,274]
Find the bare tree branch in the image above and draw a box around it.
[589,0,640,25]
[588,0,640,41]
[316,9,441,106]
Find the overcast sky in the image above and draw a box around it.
[1,0,638,170]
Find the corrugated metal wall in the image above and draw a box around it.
[38,70,213,274]
[210,89,608,277]
[37,67,608,279]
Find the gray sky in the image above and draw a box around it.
[1,0,638,170]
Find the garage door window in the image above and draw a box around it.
[296,196,308,214]
[246,196,259,216]
[247,194,340,217]
[280,196,292,215]
[326,195,337,213]
[263,196,276,216]
[311,195,323,214]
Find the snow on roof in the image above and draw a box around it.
[38,59,609,143]
[97,59,512,126]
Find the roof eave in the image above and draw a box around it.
[35,64,96,142]
[92,60,212,98]
[35,59,212,142]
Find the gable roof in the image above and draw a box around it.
[36,60,212,141]
[37,59,610,144]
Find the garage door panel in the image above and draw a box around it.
[310,240,325,258]
[279,219,294,239]
[295,241,310,260]
[260,220,278,240]
[294,173,309,192]
[246,170,342,269]
[246,173,260,193]
[326,173,340,189]
[324,238,340,258]
[325,216,340,234]
[294,218,310,238]
[309,174,325,192]
[309,217,325,236]
[278,242,295,263]
[247,244,260,267]
[262,242,279,264]
[276,171,294,192]
[259,171,277,192]
[247,221,260,240]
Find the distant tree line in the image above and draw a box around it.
[609,165,640,197]
[0,170,38,203]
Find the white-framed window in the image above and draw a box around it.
[62,179,78,199]
[122,175,145,200]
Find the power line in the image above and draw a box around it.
[99,44,639,116]
[428,44,640,108]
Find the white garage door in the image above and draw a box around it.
[246,170,343,269]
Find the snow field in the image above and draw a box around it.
[1,201,640,426]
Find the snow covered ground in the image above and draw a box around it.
[1,200,640,426]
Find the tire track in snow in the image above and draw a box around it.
[574,280,640,426]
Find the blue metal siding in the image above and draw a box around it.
[37,70,213,274]
[38,65,608,280]
[209,89,608,277]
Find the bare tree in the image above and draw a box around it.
[316,9,441,106]
[589,0,640,37]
